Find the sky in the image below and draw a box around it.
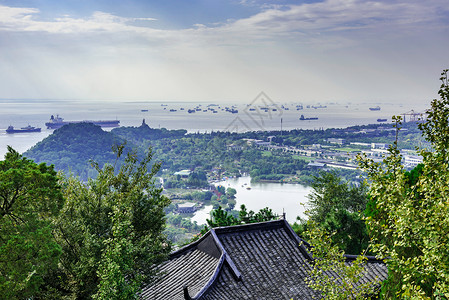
[0,0,448,104]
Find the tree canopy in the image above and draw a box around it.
[0,146,64,299]
[297,171,369,255]
[358,70,449,298]
[43,146,171,299]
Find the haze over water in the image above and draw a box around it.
[0,99,428,158]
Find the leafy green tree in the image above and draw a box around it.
[93,206,140,300]
[0,147,64,299]
[206,206,239,227]
[51,146,171,298]
[304,221,379,300]
[358,70,449,298]
[297,171,369,254]
[239,204,277,224]
[193,205,278,242]
[226,187,237,198]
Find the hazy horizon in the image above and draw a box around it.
[1,0,448,104]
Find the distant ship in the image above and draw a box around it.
[45,115,120,129]
[377,118,388,122]
[369,106,381,111]
[6,125,41,134]
[299,115,318,121]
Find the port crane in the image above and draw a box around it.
[401,110,427,122]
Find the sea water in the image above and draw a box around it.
[0,99,427,158]
[0,99,428,222]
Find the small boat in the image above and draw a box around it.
[369,106,381,111]
[6,125,41,134]
[141,109,148,112]
[246,187,252,190]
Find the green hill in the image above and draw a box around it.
[25,123,132,179]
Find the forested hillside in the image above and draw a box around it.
[25,123,136,179]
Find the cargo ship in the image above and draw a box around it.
[6,125,41,134]
[299,114,318,121]
[45,115,120,129]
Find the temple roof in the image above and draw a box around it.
[141,219,387,300]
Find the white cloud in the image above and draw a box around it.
[0,1,445,34]
[0,1,447,102]
[0,1,447,48]
[0,5,159,34]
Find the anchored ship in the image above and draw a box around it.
[299,114,318,121]
[6,125,41,134]
[45,115,120,129]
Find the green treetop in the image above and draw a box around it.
[358,70,449,298]
[47,145,171,299]
[0,146,64,299]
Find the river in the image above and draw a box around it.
[191,176,312,225]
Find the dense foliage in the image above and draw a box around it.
[204,204,277,229]
[43,146,171,299]
[358,70,449,298]
[25,123,136,180]
[0,147,64,299]
[296,171,369,255]
[303,222,379,299]
[0,145,171,299]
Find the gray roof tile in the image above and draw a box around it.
[141,219,387,300]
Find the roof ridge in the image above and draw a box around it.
[188,228,242,300]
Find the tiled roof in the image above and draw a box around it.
[141,219,388,300]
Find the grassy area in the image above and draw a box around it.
[262,151,273,157]
[332,147,362,153]
[292,155,314,162]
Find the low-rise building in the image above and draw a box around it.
[371,143,388,149]
[177,202,197,213]
[403,155,423,168]
[327,138,347,145]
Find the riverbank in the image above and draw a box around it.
[190,176,312,224]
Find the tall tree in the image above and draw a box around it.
[358,70,449,298]
[298,171,369,254]
[0,147,64,299]
[50,146,171,298]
